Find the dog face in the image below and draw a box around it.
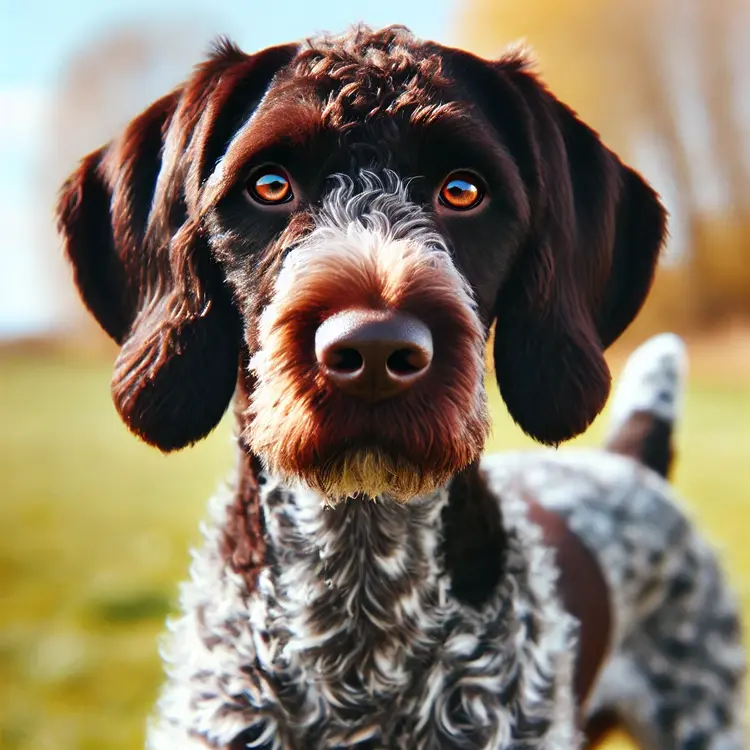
[57,26,666,501]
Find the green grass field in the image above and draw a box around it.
[1,347,748,749]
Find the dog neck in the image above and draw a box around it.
[223,446,507,617]
[212,443,577,747]
[225,372,507,605]
[260,475,450,653]
[212,392,575,744]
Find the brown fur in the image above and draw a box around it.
[248,229,489,500]
[57,23,667,585]
[56,27,672,745]
[606,411,675,478]
[220,369,268,591]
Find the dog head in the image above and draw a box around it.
[58,26,666,502]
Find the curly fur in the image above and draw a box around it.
[146,444,744,749]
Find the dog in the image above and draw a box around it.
[57,25,745,749]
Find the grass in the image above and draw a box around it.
[1,345,748,749]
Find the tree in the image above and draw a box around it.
[36,22,209,339]
[456,0,750,330]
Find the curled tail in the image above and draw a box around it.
[604,333,688,478]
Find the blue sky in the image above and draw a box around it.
[0,0,455,87]
[0,0,455,337]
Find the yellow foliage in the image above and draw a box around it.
[455,0,750,331]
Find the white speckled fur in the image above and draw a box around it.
[147,470,583,749]
[145,333,745,749]
[148,450,745,749]
[606,333,688,439]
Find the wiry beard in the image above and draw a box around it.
[245,171,491,504]
[273,447,453,505]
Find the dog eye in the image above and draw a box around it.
[248,169,293,205]
[439,174,484,211]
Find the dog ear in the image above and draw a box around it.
[441,47,666,444]
[57,41,297,451]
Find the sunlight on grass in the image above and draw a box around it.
[1,349,748,749]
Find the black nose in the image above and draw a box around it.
[315,309,433,402]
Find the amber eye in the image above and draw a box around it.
[249,169,293,204]
[439,174,484,211]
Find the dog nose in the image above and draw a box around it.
[315,309,433,401]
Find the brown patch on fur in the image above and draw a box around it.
[525,497,613,708]
[220,366,268,590]
[606,411,674,478]
[221,451,267,589]
[442,462,507,607]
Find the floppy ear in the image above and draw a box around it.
[57,40,297,452]
[443,48,666,444]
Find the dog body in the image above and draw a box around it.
[57,26,744,748]
[146,338,744,750]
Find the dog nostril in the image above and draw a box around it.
[329,347,364,373]
[315,309,433,400]
[386,348,429,375]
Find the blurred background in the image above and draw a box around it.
[1,1,748,748]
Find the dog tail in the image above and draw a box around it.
[604,333,688,479]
